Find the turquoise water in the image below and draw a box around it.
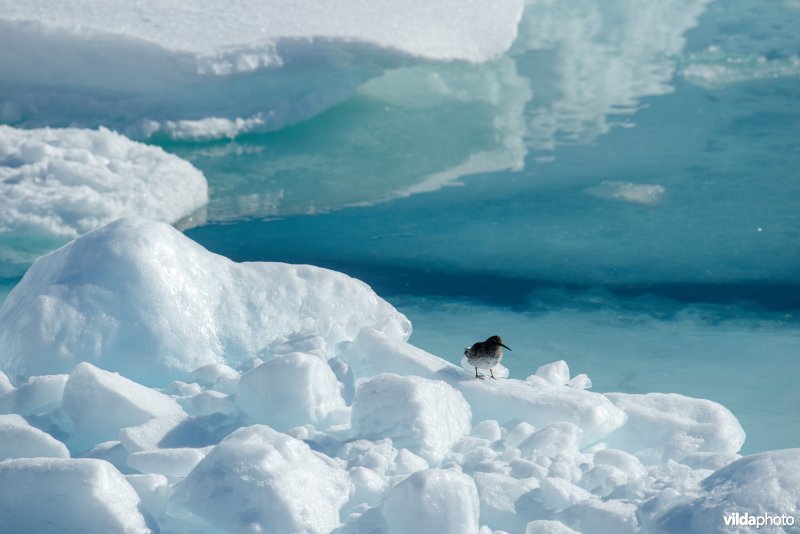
[2,0,799,454]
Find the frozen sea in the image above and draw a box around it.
[175,0,798,455]
[1,0,799,463]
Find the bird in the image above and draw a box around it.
[464,335,511,380]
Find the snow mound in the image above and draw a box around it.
[0,218,410,384]
[0,457,151,533]
[0,125,207,275]
[173,424,351,534]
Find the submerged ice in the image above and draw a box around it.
[0,219,796,533]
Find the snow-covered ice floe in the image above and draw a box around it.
[0,125,208,276]
[0,219,796,533]
[0,0,524,137]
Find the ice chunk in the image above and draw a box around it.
[0,125,208,275]
[0,457,151,533]
[383,469,480,534]
[78,440,134,474]
[173,424,350,534]
[604,392,745,465]
[0,0,523,138]
[342,327,626,447]
[118,414,216,453]
[190,363,239,394]
[0,218,410,384]
[459,380,626,448]
[350,373,472,464]
[62,362,186,452]
[237,352,347,431]
[0,369,14,396]
[0,413,69,460]
[534,361,571,386]
[656,448,800,534]
[525,520,581,534]
[474,471,540,532]
[583,181,666,206]
[127,447,208,479]
[0,374,67,415]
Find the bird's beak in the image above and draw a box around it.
[501,343,511,351]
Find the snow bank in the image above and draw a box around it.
[0,457,151,533]
[0,218,790,533]
[0,125,207,276]
[0,0,523,135]
[0,218,410,384]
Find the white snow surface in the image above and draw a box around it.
[0,218,411,384]
[0,457,151,533]
[0,0,523,136]
[0,218,793,534]
[0,125,207,275]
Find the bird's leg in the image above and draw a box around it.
[475,367,484,380]
[490,368,498,380]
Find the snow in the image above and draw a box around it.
[0,125,207,276]
[0,414,69,460]
[0,218,794,533]
[172,424,351,534]
[0,218,411,385]
[237,351,348,432]
[351,373,472,464]
[382,469,481,534]
[62,362,187,452]
[0,457,151,533]
[0,0,523,136]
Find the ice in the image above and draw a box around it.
[0,458,151,533]
[127,447,208,479]
[654,448,800,533]
[382,469,480,534]
[525,520,581,534]
[0,413,69,460]
[0,218,796,532]
[534,361,571,386]
[350,373,472,464]
[0,218,410,384]
[0,0,523,135]
[0,125,207,276]
[0,373,66,415]
[172,424,351,534]
[118,414,216,453]
[583,181,666,206]
[604,392,745,466]
[62,362,187,452]
[237,351,347,432]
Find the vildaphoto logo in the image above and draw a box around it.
[723,511,796,529]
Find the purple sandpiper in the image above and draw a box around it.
[464,335,511,380]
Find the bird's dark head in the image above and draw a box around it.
[486,335,511,351]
